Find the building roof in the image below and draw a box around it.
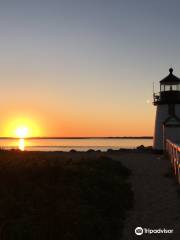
[164,115,180,126]
[160,68,180,85]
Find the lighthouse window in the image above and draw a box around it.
[172,85,177,90]
[164,85,170,91]
[163,85,178,91]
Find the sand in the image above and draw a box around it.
[110,152,180,239]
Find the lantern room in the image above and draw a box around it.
[154,68,180,105]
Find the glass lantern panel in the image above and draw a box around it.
[163,84,179,91]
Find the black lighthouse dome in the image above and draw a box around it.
[154,68,180,105]
[160,68,180,85]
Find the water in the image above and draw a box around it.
[0,138,153,152]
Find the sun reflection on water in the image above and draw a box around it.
[18,138,25,151]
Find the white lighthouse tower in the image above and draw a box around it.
[153,68,180,150]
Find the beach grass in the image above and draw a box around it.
[0,150,133,239]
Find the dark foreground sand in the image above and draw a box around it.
[110,152,180,240]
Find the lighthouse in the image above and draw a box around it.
[153,68,180,150]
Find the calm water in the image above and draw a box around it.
[0,138,153,151]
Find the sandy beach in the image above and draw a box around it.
[110,151,180,239]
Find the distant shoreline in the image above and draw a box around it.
[0,136,153,140]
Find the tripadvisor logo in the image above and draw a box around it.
[135,227,143,235]
[135,226,174,235]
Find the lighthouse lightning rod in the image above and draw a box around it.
[153,82,155,96]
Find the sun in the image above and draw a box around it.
[4,117,41,138]
[15,126,29,138]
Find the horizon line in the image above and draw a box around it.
[0,136,153,139]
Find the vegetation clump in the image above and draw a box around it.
[0,151,133,239]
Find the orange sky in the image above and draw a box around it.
[1,0,178,137]
[0,98,155,137]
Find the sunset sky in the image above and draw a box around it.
[1,0,180,137]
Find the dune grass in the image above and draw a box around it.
[0,150,133,239]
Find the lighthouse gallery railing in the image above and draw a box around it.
[165,139,180,184]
